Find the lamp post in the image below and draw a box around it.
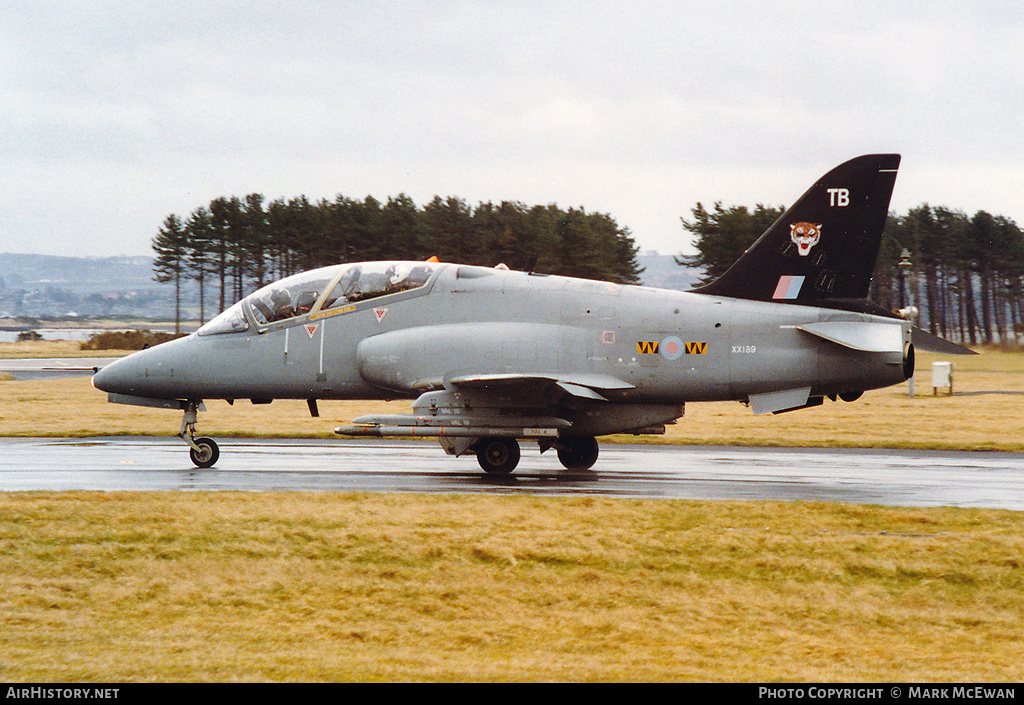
[897,248,916,397]
[897,248,912,309]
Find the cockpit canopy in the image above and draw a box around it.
[198,261,441,335]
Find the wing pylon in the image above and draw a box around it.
[336,373,681,451]
[336,373,635,440]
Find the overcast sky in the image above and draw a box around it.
[2,1,1022,260]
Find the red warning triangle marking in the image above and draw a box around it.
[374,307,389,323]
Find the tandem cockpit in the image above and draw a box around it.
[198,260,442,336]
[94,259,449,469]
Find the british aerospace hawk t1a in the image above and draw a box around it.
[92,154,968,473]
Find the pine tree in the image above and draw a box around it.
[152,214,188,333]
[677,203,784,285]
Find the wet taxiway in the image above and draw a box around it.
[0,358,107,380]
[0,437,1021,510]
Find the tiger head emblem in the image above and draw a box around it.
[790,222,822,257]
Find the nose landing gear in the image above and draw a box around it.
[179,401,220,468]
[188,437,220,468]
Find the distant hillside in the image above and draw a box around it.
[0,253,160,292]
[0,252,703,320]
[635,252,701,291]
[0,253,173,319]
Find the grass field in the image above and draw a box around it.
[0,340,127,360]
[1,493,1022,682]
[2,341,1023,681]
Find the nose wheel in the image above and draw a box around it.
[179,401,220,468]
[189,437,220,468]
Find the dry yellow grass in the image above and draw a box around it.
[0,340,128,359]
[1,348,1023,450]
[0,376,411,438]
[0,492,1021,682]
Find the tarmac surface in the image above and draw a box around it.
[0,357,108,380]
[1,437,1021,510]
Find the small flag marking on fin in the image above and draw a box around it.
[773,275,805,300]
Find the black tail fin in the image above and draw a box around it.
[693,154,900,304]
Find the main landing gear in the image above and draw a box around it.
[472,435,600,475]
[556,436,600,471]
[179,401,220,468]
[475,437,520,475]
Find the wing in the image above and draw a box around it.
[336,371,682,446]
[445,371,635,402]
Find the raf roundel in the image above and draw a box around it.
[660,335,684,360]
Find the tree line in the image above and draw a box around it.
[679,202,1024,346]
[153,193,643,329]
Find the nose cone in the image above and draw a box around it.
[92,337,194,400]
[92,353,141,395]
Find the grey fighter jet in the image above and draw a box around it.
[92,154,970,473]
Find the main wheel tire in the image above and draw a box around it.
[189,437,220,468]
[476,437,520,475]
[557,436,599,470]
